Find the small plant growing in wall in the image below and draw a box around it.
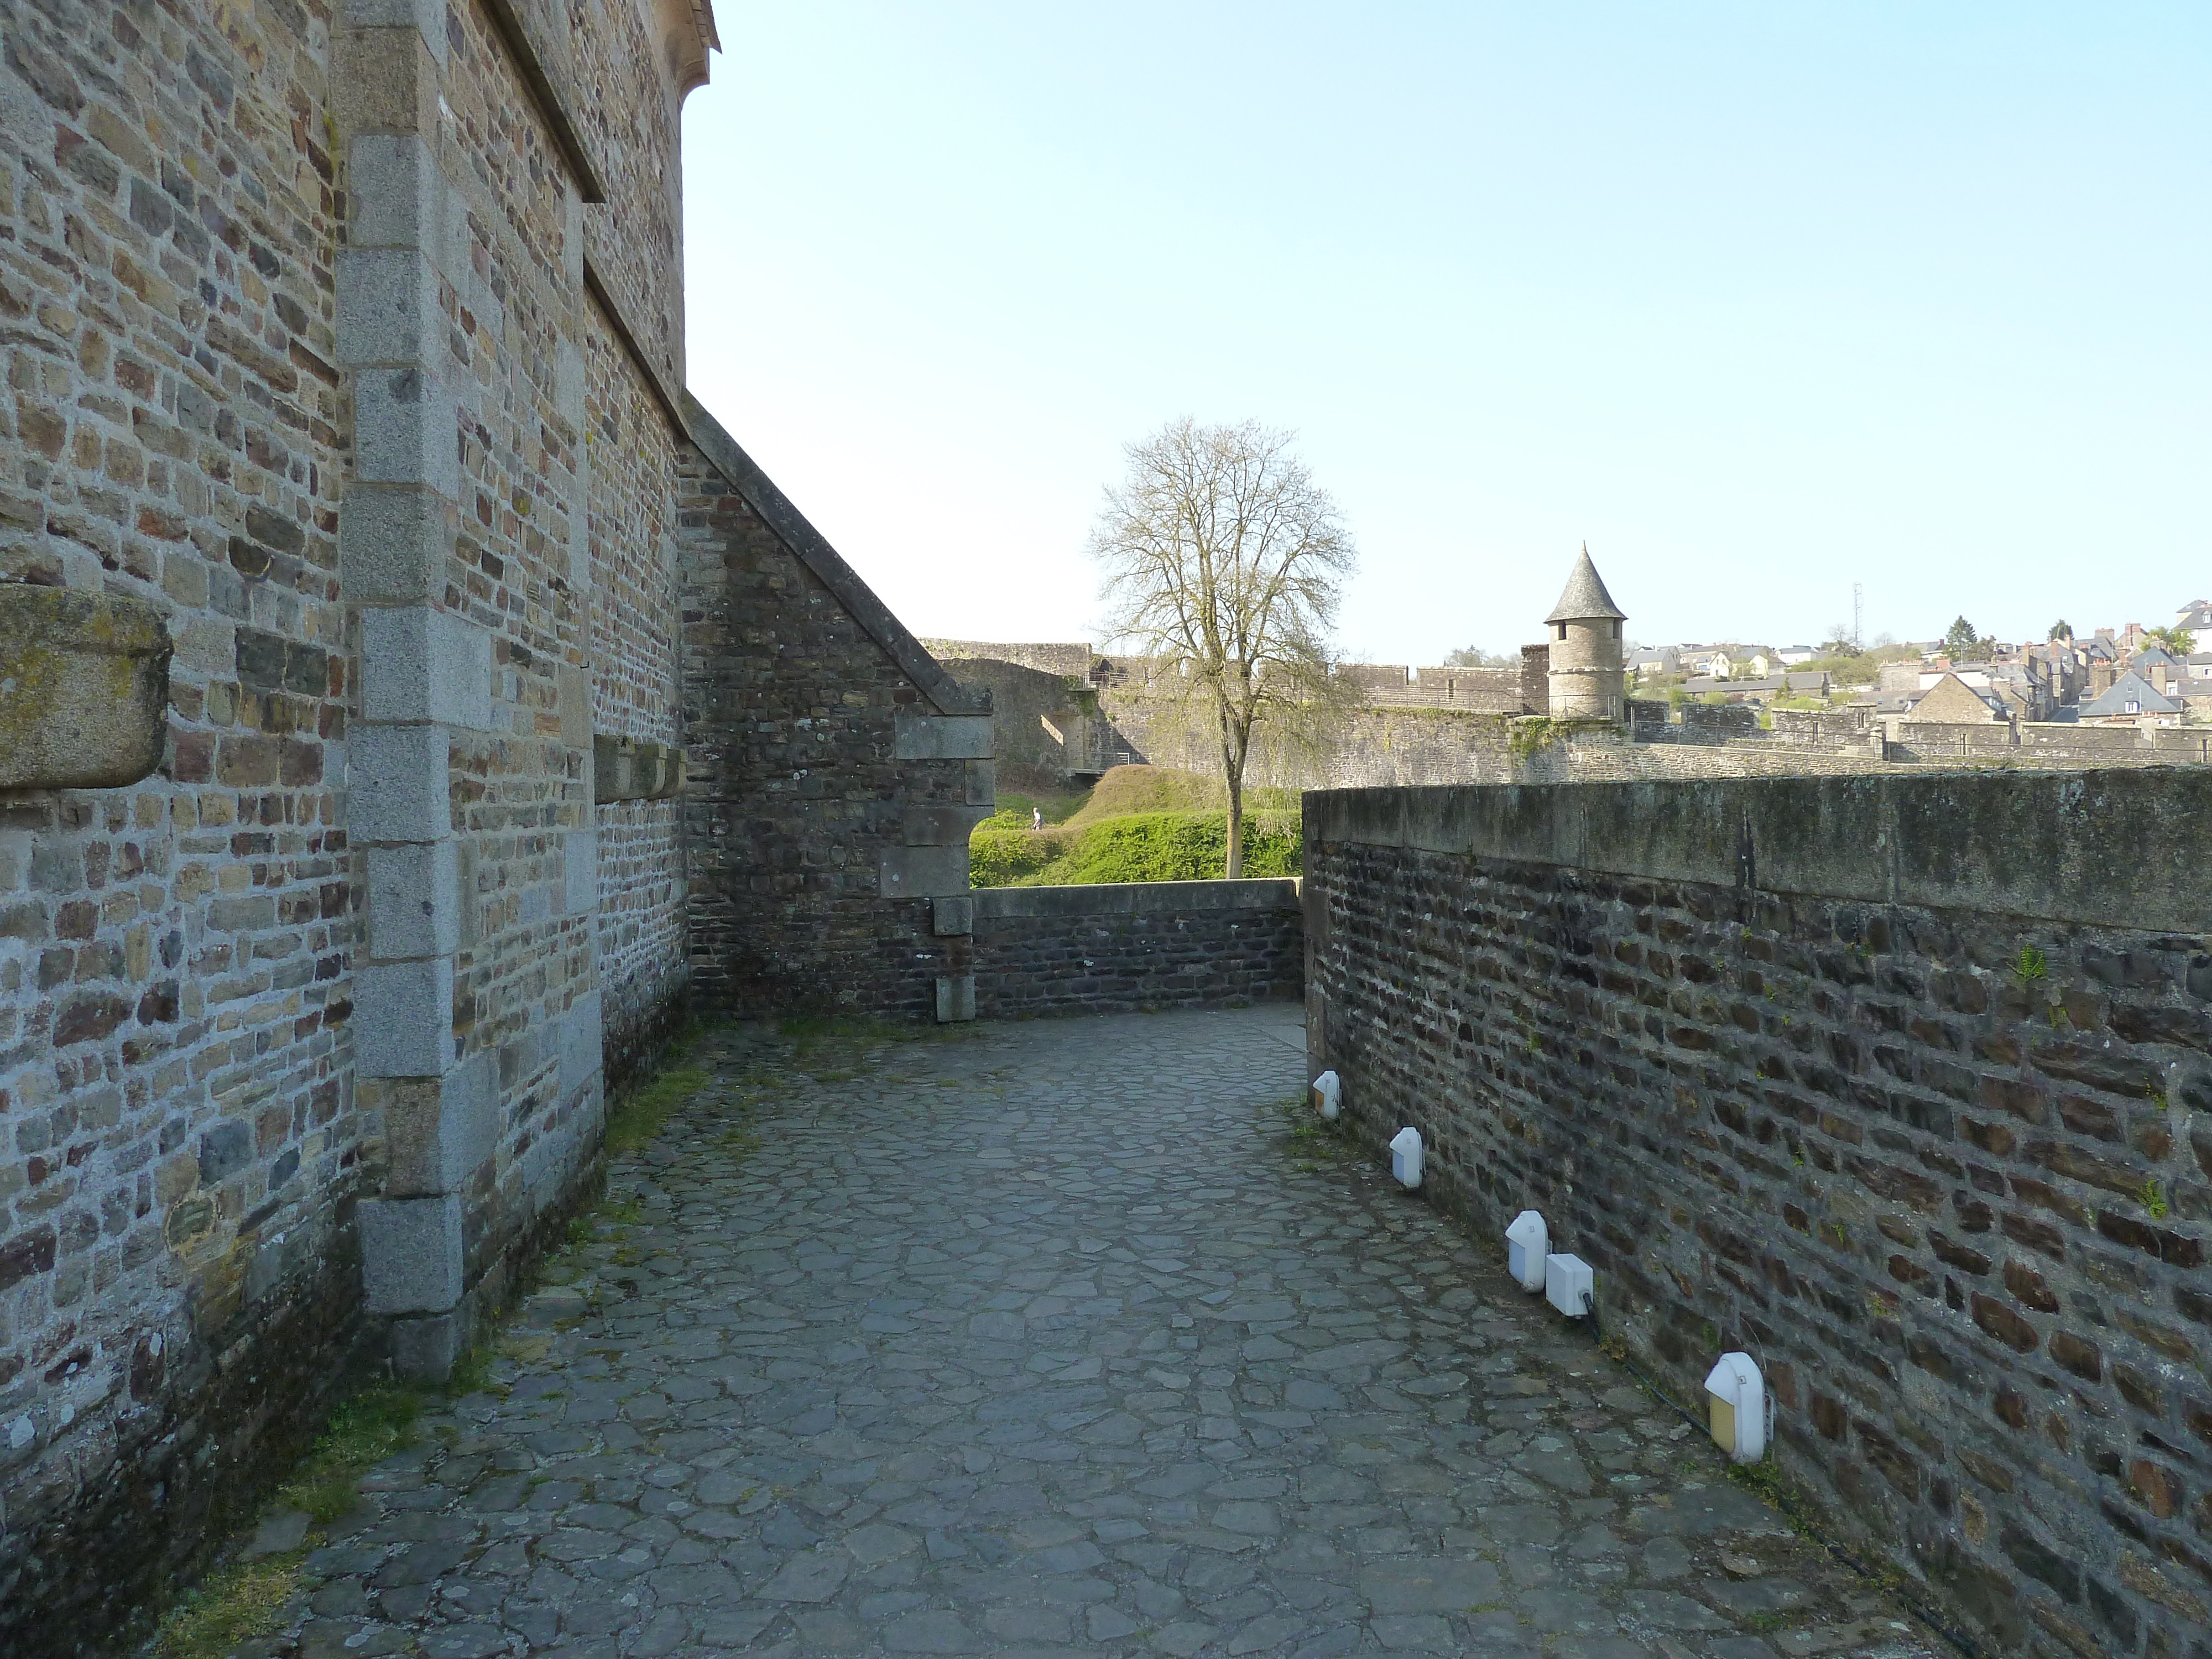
[1507,717,1564,761]
[2012,946,2048,984]
[2140,1179,2169,1221]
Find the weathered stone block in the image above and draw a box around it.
[353,956,455,1077]
[894,714,994,761]
[335,247,442,367]
[340,486,453,603]
[654,747,687,798]
[933,896,974,936]
[0,587,171,790]
[593,733,634,801]
[347,133,437,249]
[355,366,461,496]
[374,1053,494,1197]
[358,1194,464,1313]
[331,24,440,137]
[359,606,491,729]
[591,737,685,802]
[878,845,970,900]
[558,666,591,748]
[366,838,460,959]
[349,724,451,843]
[388,1310,465,1381]
[560,828,597,916]
[935,974,975,1023]
[559,989,603,1111]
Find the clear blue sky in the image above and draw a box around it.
[682,4,2207,661]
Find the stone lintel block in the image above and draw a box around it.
[879,845,971,901]
[0,587,172,790]
[354,955,455,1077]
[894,713,995,761]
[360,606,492,729]
[933,895,974,937]
[340,485,453,604]
[332,20,440,138]
[560,828,597,917]
[359,1193,465,1313]
[347,132,439,252]
[966,759,995,807]
[349,723,452,843]
[936,974,977,1024]
[903,804,993,847]
[366,838,460,960]
[371,1052,494,1197]
[559,989,603,1110]
[356,367,462,497]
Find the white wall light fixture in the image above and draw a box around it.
[1389,1126,1423,1188]
[1705,1352,1767,1463]
[1544,1253,1593,1317]
[1505,1211,1548,1292]
[1311,1070,1340,1121]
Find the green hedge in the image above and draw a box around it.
[970,810,1300,888]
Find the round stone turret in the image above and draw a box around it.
[1544,545,1626,721]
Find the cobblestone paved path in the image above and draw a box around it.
[265,1007,1944,1659]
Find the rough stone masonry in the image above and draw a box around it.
[1304,770,2212,1659]
[0,1,989,1650]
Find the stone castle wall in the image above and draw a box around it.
[1304,772,2212,1659]
[0,0,986,1648]
[1,0,372,1641]
[931,646,2210,795]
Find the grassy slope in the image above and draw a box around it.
[971,766,1301,888]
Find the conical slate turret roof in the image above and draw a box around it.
[1545,544,1626,624]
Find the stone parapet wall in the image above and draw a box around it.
[967,879,1303,1017]
[1303,771,2212,1659]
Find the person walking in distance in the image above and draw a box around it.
[1031,806,1043,832]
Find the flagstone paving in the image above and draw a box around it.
[248,1005,1944,1659]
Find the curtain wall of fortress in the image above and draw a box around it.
[0,1,987,1647]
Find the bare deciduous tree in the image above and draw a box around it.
[1089,419,1357,877]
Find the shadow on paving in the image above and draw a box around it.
[244,1006,1945,1659]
